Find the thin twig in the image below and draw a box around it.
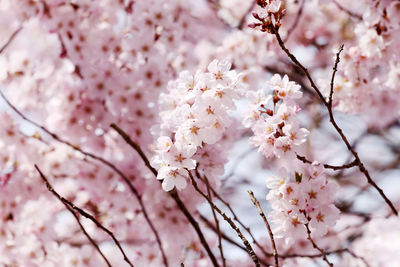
[248,191,279,267]
[296,154,358,171]
[188,171,260,267]
[0,27,22,53]
[197,171,272,260]
[35,165,125,267]
[110,123,219,267]
[344,248,370,267]
[329,44,344,107]
[333,0,362,20]
[0,91,166,267]
[110,123,157,176]
[197,169,272,259]
[238,0,257,30]
[201,214,369,266]
[270,26,398,216]
[199,214,272,267]
[204,175,226,267]
[304,221,333,267]
[284,0,305,41]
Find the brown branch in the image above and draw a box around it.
[199,214,273,267]
[329,44,344,107]
[333,0,362,20]
[0,27,22,53]
[201,214,369,266]
[344,248,370,267]
[284,0,305,41]
[110,123,157,176]
[188,171,260,267]
[110,123,219,267]
[204,175,226,267]
[34,165,125,267]
[170,190,219,267]
[200,214,249,252]
[0,91,166,266]
[271,27,329,105]
[304,221,333,267]
[270,26,398,216]
[248,191,279,267]
[283,247,367,265]
[197,171,272,260]
[296,154,358,171]
[238,0,257,30]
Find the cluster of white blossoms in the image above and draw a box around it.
[243,74,309,159]
[151,60,244,191]
[243,75,339,246]
[267,165,340,246]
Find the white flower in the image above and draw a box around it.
[269,74,302,100]
[157,166,188,191]
[156,136,173,152]
[282,122,309,146]
[163,143,196,169]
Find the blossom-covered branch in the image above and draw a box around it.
[110,123,219,267]
[34,165,133,267]
[0,90,167,266]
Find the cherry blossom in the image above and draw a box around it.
[0,0,399,266]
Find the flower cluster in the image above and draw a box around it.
[266,164,340,246]
[243,74,339,245]
[151,59,244,191]
[319,1,400,129]
[243,74,309,159]
[249,0,284,32]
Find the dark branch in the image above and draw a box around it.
[201,214,369,265]
[296,154,358,171]
[188,170,260,267]
[238,0,257,30]
[304,221,333,267]
[110,123,219,267]
[197,171,272,260]
[329,44,344,107]
[0,90,166,266]
[248,191,279,267]
[270,26,398,216]
[284,0,305,41]
[0,27,22,53]
[204,175,226,267]
[333,0,362,20]
[35,165,127,267]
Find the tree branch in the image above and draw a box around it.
[304,221,333,267]
[284,0,305,42]
[329,44,344,107]
[270,26,398,216]
[110,123,219,267]
[188,170,260,267]
[333,0,362,20]
[201,214,370,266]
[0,27,22,53]
[204,175,226,267]
[248,191,279,267]
[35,165,129,267]
[296,154,358,171]
[197,171,272,260]
[0,90,166,266]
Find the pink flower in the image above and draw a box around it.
[157,167,188,191]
